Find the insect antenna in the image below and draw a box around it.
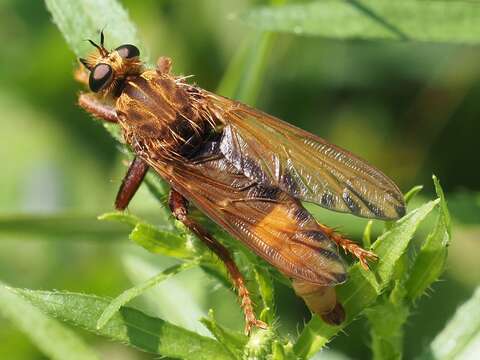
[88,39,103,54]
[88,36,108,57]
[100,29,105,47]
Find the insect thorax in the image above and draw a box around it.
[115,70,216,159]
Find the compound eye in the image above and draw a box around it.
[115,44,140,59]
[89,63,113,92]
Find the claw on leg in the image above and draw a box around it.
[317,224,378,270]
[239,279,268,334]
[339,238,378,271]
[244,319,268,335]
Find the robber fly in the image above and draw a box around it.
[76,32,405,334]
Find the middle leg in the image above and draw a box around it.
[115,156,149,210]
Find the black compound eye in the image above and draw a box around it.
[89,63,113,92]
[115,44,140,59]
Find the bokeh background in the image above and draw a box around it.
[1,0,479,359]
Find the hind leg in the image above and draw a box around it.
[317,224,378,270]
[168,189,267,334]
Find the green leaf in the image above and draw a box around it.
[294,199,439,358]
[254,265,275,323]
[201,310,247,360]
[0,282,99,360]
[45,0,143,58]
[406,176,451,300]
[362,220,374,248]
[104,211,233,291]
[420,286,480,360]
[130,222,201,259]
[366,281,409,360]
[0,213,129,241]
[98,211,142,227]
[433,175,451,239]
[122,254,210,336]
[242,0,480,44]
[106,212,233,307]
[404,185,423,205]
[100,212,203,258]
[365,177,450,359]
[97,261,198,330]
[367,199,439,290]
[15,288,232,360]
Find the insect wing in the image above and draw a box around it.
[206,93,405,220]
[155,153,347,286]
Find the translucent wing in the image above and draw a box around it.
[150,143,347,286]
[205,93,406,220]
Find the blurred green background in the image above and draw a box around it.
[1,0,479,359]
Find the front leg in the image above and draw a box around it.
[168,189,268,334]
[78,93,118,123]
[115,156,149,210]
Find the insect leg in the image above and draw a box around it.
[317,224,378,270]
[78,93,118,123]
[115,156,149,210]
[74,64,89,86]
[168,189,268,334]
